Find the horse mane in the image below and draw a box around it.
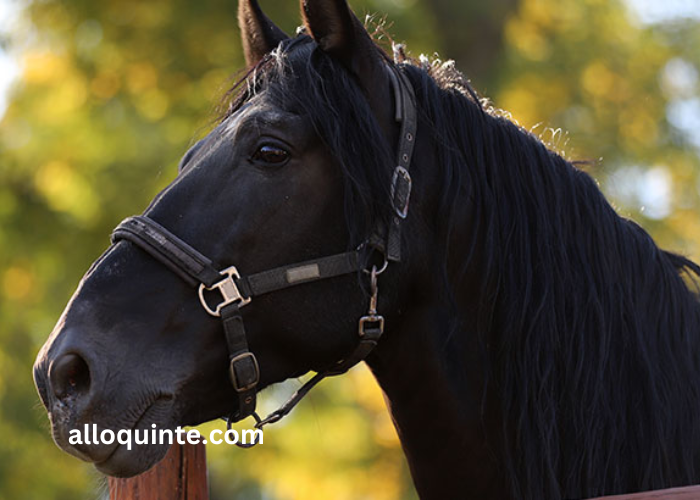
[406,57,700,498]
[221,36,700,499]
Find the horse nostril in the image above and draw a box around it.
[50,353,91,401]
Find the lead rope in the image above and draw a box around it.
[231,264,384,448]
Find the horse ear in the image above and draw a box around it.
[238,0,289,67]
[301,0,381,78]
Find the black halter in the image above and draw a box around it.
[110,64,417,442]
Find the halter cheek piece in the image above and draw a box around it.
[111,65,417,445]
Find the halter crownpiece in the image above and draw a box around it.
[110,64,417,444]
[379,64,417,262]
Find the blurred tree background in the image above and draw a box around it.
[0,0,699,498]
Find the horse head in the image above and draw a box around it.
[33,0,426,478]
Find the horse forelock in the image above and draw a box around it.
[218,35,394,250]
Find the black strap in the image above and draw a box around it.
[111,216,222,288]
[113,216,360,300]
[221,303,258,421]
[327,323,383,375]
[241,251,359,298]
[374,66,417,262]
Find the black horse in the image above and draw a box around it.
[33,0,700,498]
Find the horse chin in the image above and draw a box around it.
[96,397,177,477]
[49,395,178,478]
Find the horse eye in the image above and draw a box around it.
[251,144,290,165]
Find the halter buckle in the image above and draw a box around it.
[198,266,251,317]
[358,315,384,340]
[229,352,260,392]
[391,166,412,219]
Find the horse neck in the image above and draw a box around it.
[365,219,507,499]
[365,294,507,498]
[361,138,518,498]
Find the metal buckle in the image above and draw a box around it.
[358,265,384,340]
[358,315,384,340]
[391,166,412,219]
[198,266,251,317]
[357,242,389,275]
[229,352,260,392]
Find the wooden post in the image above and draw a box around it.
[591,485,700,499]
[109,442,208,500]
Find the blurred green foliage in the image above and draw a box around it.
[0,0,698,498]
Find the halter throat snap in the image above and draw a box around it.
[110,64,417,440]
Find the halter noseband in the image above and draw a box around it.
[110,64,417,444]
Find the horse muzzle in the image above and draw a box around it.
[33,325,175,476]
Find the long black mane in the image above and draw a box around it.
[408,56,700,498]
[222,35,700,499]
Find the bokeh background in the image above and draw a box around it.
[1,0,699,498]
